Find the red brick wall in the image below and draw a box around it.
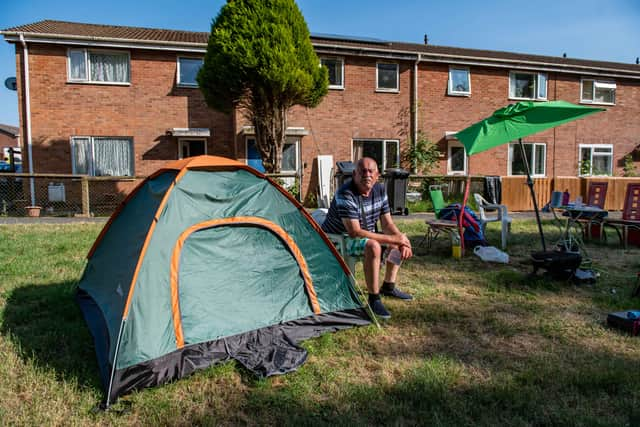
[0,132,18,150]
[14,41,640,202]
[19,44,233,176]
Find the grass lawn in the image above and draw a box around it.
[1,219,639,426]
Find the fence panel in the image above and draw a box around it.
[0,173,143,217]
[3,172,640,217]
[500,177,553,211]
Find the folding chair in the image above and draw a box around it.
[576,181,608,240]
[603,183,640,249]
[424,185,460,248]
[473,193,512,249]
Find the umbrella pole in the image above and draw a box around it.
[517,139,546,251]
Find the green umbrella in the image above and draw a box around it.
[454,100,605,252]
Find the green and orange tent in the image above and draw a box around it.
[76,155,370,406]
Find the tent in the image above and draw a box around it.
[76,155,371,406]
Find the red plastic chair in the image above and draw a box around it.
[578,181,608,240]
[603,183,640,248]
[587,181,608,209]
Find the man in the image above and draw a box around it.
[322,157,413,319]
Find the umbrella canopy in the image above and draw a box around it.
[455,100,605,155]
[453,100,605,253]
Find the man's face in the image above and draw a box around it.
[354,159,379,193]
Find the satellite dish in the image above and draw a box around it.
[4,77,17,91]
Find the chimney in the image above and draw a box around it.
[562,53,567,58]
[424,34,428,45]
[636,57,639,65]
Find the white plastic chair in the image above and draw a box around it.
[310,208,358,273]
[473,193,512,249]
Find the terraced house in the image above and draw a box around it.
[2,20,639,203]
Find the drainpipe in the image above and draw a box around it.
[20,33,35,206]
[412,54,420,173]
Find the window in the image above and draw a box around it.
[508,142,546,177]
[448,67,470,95]
[177,57,203,87]
[509,71,547,100]
[245,137,299,174]
[376,63,399,92]
[68,49,130,84]
[447,142,467,175]
[581,79,616,105]
[281,141,298,172]
[579,144,613,176]
[71,137,134,176]
[321,57,344,89]
[352,139,399,171]
[179,139,207,158]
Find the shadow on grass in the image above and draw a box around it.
[0,280,101,391]
[167,337,640,426]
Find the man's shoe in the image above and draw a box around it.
[381,286,413,300]
[369,298,391,319]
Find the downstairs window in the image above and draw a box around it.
[71,137,134,176]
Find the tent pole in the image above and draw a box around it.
[518,139,546,251]
[104,318,127,409]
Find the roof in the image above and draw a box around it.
[2,20,640,78]
[2,20,207,44]
[0,124,19,137]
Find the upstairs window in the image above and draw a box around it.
[509,142,546,177]
[579,144,613,176]
[320,57,344,89]
[177,57,203,87]
[376,63,399,92]
[71,137,134,176]
[581,79,616,105]
[68,49,130,84]
[509,71,547,100]
[448,67,471,96]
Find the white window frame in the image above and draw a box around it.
[244,137,300,172]
[70,136,134,176]
[580,78,616,105]
[578,144,614,176]
[320,57,344,89]
[447,141,467,175]
[178,138,207,159]
[176,56,203,87]
[448,67,471,96]
[67,48,130,85]
[352,139,400,171]
[508,142,546,177]
[376,62,399,92]
[508,71,547,100]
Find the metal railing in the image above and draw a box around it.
[0,173,142,217]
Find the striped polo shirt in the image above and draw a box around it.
[321,180,390,234]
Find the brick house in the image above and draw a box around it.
[0,124,19,153]
[2,20,639,203]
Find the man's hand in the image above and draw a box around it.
[397,233,413,260]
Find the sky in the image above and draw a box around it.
[1,0,639,127]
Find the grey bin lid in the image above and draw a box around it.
[335,161,355,174]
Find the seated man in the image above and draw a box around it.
[321,157,413,319]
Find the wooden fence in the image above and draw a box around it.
[409,175,640,211]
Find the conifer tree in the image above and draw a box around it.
[198,0,328,172]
